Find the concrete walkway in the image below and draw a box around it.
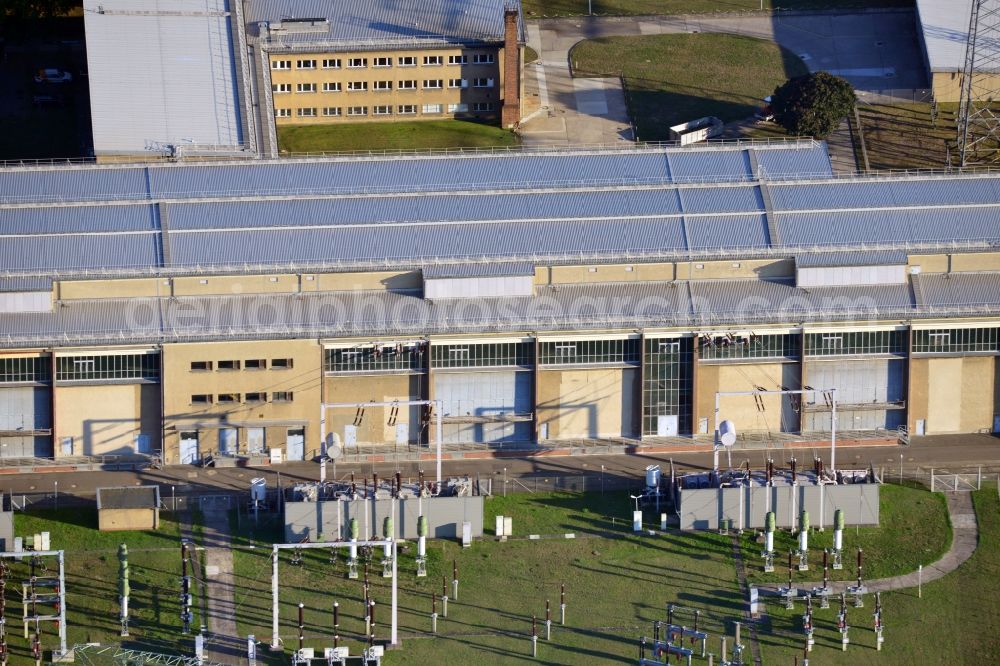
[198,503,244,663]
[759,491,979,595]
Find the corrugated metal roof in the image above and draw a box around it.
[97,486,158,510]
[247,0,521,47]
[770,177,1000,210]
[685,214,769,250]
[0,277,52,293]
[915,0,978,73]
[754,145,833,178]
[795,251,908,268]
[776,206,1000,247]
[83,0,244,155]
[915,272,1000,307]
[0,204,157,235]
[423,263,534,278]
[7,273,1000,347]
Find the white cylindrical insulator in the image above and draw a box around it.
[834,529,842,551]
[121,597,128,616]
[384,541,392,558]
[765,531,773,553]
[349,538,357,560]
[418,535,426,558]
[799,530,808,552]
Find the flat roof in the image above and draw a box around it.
[914,0,997,73]
[96,486,160,510]
[83,0,247,155]
[247,0,523,49]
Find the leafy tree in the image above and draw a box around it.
[771,71,856,139]
[4,0,78,21]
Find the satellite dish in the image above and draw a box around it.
[719,420,737,447]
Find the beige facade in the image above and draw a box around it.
[54,383,160,458]
[930,71,1000,103]
[696,362,801,435]
[909,356,999,434]
[536,368,639,440]
[161,339,322,462]
[269,47,506,125]
[98,507,159,531]
[323,374,425,445]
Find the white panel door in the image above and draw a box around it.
[179,432,199,464]
[657,415,679,437]
[219,428,238,456]
[286,428,305,461]
[247,427,265,454]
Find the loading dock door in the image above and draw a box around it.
[286,428,305,461]
[247,427,265,454]
[180,432,199,464]
[219,428,237,456]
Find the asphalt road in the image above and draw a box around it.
[6,434,998,501]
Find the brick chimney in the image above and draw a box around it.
[500,6,521,128]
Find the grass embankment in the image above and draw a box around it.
[277,120,520,154]
[742,482,952,585]
[230,492,741,665]
[571,33,807,141]
[760,484,1000,664]
[523,0,912,18]
[9,510,200,662]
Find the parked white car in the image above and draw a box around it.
[34,68,73,84]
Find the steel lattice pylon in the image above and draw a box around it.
[958,0,1000,166]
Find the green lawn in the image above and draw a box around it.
[760,484,1000,664]
[571,33,807,141]
[523,0,912,18]
[276,120,520,154]
[230,492,741,665]
[9,510,201,663]
[742,482,952,585]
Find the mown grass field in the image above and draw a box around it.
[759,484,1000,664]
[276,120,519,154]
[523,0,912,18]
[8,510,201,663]
[741,482,951,585]
[571,33,807,141]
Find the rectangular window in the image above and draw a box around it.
[245,392,267,403]
[297,107,317,117]
[473,53,495,64]
[398,56,416,67]
[296,59,316,69]
[347,81,368,91]
[347,106,368,116]
[325,344,426,373]
[272,391,293,402]
[322,58,341,69]
[398,104,416,115]
[473,77,494,88]
[244,359,266,370]
[272,60,291,70]
[423,79,443,89]
[322,82,342,92]
[422,104,442,114]
[217,360,240,371]
[0,357,50,384]
[296,83,316,93]
[472,102,494,112]
[373,56,392,67]
[323,107,342,116]
[272,83,291,93]
[423,55,443,66]
[56,353,160,381]
[431,342,533,368]
[373,105,392,115]
[539,339,643,366]
[191,394,212,405]
[217,393,240,404]
[373,80,392,91]
[929,332,950,347]
[821,335,843,350]
[448,78,467,89]
[398,80,417,90]
[348,57,367,68]
[271,358,293,369]
[448,55,468,65]
[190,361,213,372]
[448,103,468,113]
[275,108,291,118]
